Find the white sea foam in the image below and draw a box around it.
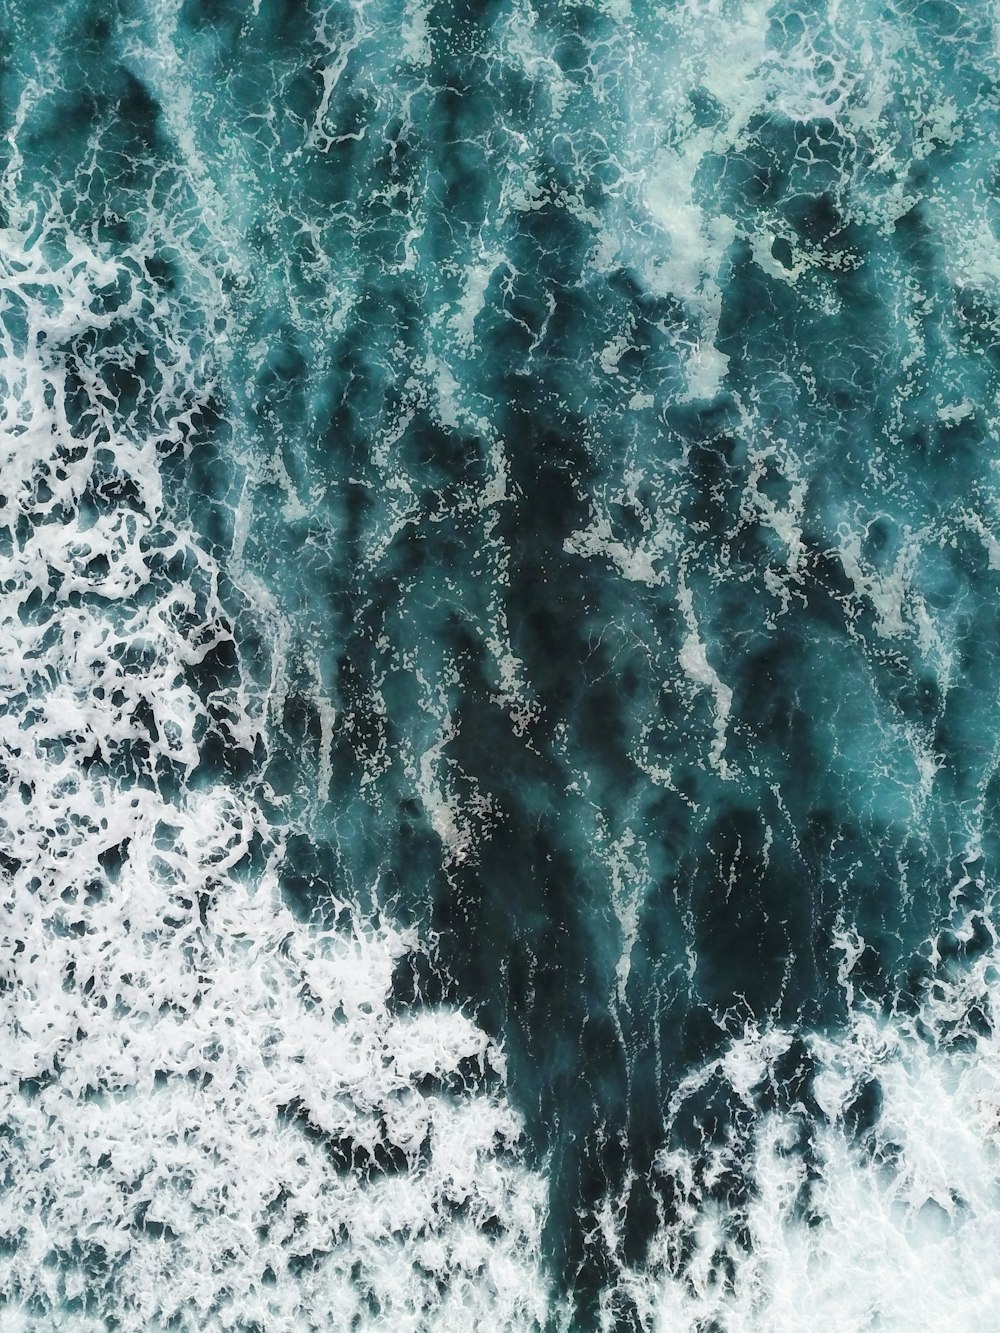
[601,908,1000,1331]
[0,201,550,1329]
[676,568,733,779]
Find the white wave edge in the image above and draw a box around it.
[601,912,1000,1332]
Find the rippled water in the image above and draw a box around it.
[4,1,1000,1329]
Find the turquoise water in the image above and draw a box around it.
[4,0,1000,1328]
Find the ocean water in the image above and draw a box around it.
[3,0,1000,1328]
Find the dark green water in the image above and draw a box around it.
[4,0,1000,1328]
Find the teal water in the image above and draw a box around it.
[4,1,1000,1329]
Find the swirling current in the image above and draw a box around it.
[3,1,1000,1329]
